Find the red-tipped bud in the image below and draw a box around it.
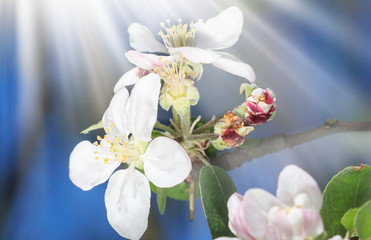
[245,88,276,125]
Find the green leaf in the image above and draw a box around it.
[80,120,103,134]
[355,199,371,240]
[320,164,371,237]
[199,166,237,239]
[150,181,201,201]
[341,208,359,231]
[157,187,167,215]
[166,182,188,200]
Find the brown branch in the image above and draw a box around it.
[211,119,371,170]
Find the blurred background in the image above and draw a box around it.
[1,0,370,239]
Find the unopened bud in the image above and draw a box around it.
[244,87,276,125]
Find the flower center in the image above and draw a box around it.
[158,19,199,48]
[154,56,188,98]
[93,133,140,165]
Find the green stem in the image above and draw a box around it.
[154,121,178,137]
[189,181,195,221]
[187,133,219,141]
[193,115,223,134]
[180,109,191,139]
[172,106,180,127]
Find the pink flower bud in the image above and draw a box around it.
[245,88,276,125]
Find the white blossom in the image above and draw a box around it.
[69,73,191,239]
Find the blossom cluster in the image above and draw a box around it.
[69,6,278,239]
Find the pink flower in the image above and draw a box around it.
[216,165,324,240]
[245,88,276,125]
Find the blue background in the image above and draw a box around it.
[1,0,370,239]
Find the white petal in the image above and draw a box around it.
[212,52,256,82]
[102,88,130,138]
[113,68,141,93]
[69,141,120,191]
[176,47,220,64]
[276,165,322,210]
[258,102,271,113]
[142,137,191,188]
[128,23,167,53]
[105,167,151,240]
[125,50,165,69]
[195,6,243,50]
[126,73,161,142]
[243,188,285,238]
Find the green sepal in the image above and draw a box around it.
[80,120,103,134]
[173,97,190,116]
[157,187,167,215]
[240,83,258,99]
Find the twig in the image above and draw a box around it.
[212,119,371,170]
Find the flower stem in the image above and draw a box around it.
[180,109,191,139]
[172,106,180,127]
[187,133,219,141]
[154,121,178,137]
[189,181,195,222]
[193,115,223,134]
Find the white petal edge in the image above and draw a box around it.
[227,193,243,235]
[126,73,161,142]
[212,52,256,82]
[113,68,140,93]
[143,137,191,188]
[128,23,167,53]
[105,167,151,240]
[125,50,165,69]
[102,88,130,138]
[176,47,220,64]
[195,6,243,50]
[243,188,285,239]
[69,141,120,191]
[227,193,255,240]
[276,165,322,210]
